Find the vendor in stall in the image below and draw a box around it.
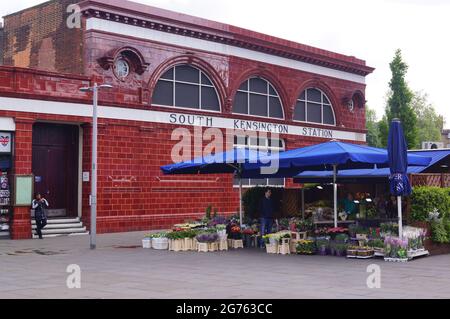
[340,192,357,216]
[259,187,274,248]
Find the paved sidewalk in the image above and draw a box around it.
[1,231,449,299]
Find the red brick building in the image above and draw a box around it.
[0,0,373,239]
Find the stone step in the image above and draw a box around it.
[31,217,80,225]
[31,222,83,230]
[32,226,87,235]
[32,232,89,239]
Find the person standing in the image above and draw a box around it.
[259,187,274,247]
[32,193,49,239]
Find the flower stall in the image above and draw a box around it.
[140,208,429,262]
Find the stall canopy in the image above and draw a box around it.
[293,149,450,184]
[244,141,431,227]
[161,148,272,227]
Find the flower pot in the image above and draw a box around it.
[318,245,328,256]
[142,238,151,249]
[266,243,278,254]
[152,237,169,250]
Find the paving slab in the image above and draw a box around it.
[1,231,449,299]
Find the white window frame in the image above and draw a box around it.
[152,64,222,113]
[233,136,285,188]
[232,77,285,120]
[294,88,336,126]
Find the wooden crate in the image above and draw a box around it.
[198,242,208,252]
[278,238,291,255]
[219,239,228,251]
[266,243,278,254]
[230,239,244,249]
[183,238,195,251]
[169,239,184,252]
[290,239,298,253]
[208,242,219,252]
[291,232,307,240]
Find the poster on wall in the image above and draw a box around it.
[0,132,12,153]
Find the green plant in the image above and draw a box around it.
[334,233,349,243]
[205,204,212,220]
[213,207,218,218]
[368,238,384,249]
[296,240,316,254]
[411,186,450,221]
[431,220,449,243]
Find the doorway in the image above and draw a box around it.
[32,123,79,217]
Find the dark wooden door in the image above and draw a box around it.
[32,123,79,217]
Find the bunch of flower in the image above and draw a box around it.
[368,227,381,238]
[196,232,219,243]
[384,236,408,259]
[314,227,329,236]
[295,219,313,232]
[327,227,348,235]
[402,226,427,251]
[427,208,441,222]
[145,232,168,239]
[296,240,316,254]
[380,222,399,236]
[215,224,227,231]
[242,228,256,235]
[209,215,228,227]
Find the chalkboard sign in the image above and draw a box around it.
[14,175,34,206]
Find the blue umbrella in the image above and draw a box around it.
[245,140,431,227]
[387,119,411,239]
[161,148,272,226]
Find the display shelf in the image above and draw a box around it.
[407,249,429,259]
[346,255,374,259]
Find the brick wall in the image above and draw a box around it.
[1,0,83,74]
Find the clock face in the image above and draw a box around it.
[115,58,130,80]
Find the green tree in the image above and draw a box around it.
[411,91,444,144]
[379,49,419,148]
[365,106,381,147]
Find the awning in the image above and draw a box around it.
[294,149,450,184]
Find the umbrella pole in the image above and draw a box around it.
[333,165,337,228]
[397,196,403,239]
[238,170,243,228]
[301,188,305,220]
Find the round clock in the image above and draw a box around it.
[114,58,130,80]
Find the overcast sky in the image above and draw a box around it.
[2,0,449,129]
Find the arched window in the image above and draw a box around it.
[233,77,284,119]
[294,88,336,125]
[152,64,220,111]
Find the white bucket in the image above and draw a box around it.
[152,237,169,250]
[142,238,152,249]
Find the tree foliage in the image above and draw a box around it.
[365,106,381,147]
[411,91,444,144]
[379,49,419,148]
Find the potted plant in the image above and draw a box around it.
[242,228,256,247]
[335,243,348,257]
[142,234,152,249]
[384,236,409,261]
[150,232,169,250]
[346,245,359,257]
[315,238,329,256]
[296,240,316,255]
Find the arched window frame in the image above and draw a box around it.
[233,135,285,188]
[152,64,222,113]
[232,77,285,120]
[294,88,337,126]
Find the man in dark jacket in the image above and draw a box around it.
[32,193,49,239]
[259,187,274,247]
